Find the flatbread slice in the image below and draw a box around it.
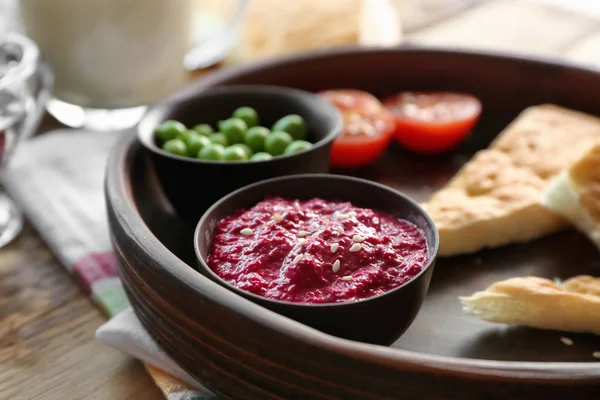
[459,275,600,335]
[424,104,600,256]
[542,142,600,250]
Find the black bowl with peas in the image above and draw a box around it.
[137,85,342,220]
[156,108,313,162]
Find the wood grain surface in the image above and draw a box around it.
[0,225,163,400]
[3,0,600,399]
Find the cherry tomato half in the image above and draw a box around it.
[318,89,383,114]
[329,110,395,168]
[383,92,482,154]
[318,90,395,168]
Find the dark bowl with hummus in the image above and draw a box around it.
[137,85,343,221]
[194,174,439,345]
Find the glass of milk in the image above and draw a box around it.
[18,0,247,131]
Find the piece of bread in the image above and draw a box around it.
[460,275,600,335]
[423,105,600,256]
[232,0,402,61]
[542,142,600,250]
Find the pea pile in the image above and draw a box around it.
[155,107,313,162]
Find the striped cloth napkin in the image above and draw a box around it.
[4,129,218,400]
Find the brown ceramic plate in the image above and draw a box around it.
[106,48,600,400]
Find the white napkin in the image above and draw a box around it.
[4,129,117,269]
[4,129,218,399]
[96,307,213,394]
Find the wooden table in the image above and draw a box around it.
[3,0,600,399]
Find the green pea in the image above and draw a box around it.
[197,144,225,161]
[249,152,273,162]
[218,118,247,144]
[264,131,293,156]
[232,106,259,128]
[162,139,188,157]
[230,143,253,158]
[209,132,228,147]
[272,114,306,141]
[180,129,203,147]
[156,120,186,143]
[222,145,249,161]
[179,129,194,142]
[184,132,211,157]
[244,126,270,152]
[193,123,214,136]
[284,140,313,155]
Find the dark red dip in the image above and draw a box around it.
[207,197,429,304]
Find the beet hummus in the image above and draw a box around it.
[207,197,429,304]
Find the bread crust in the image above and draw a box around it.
[460,275,600,335]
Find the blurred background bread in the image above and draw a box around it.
[228,0,402,62]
